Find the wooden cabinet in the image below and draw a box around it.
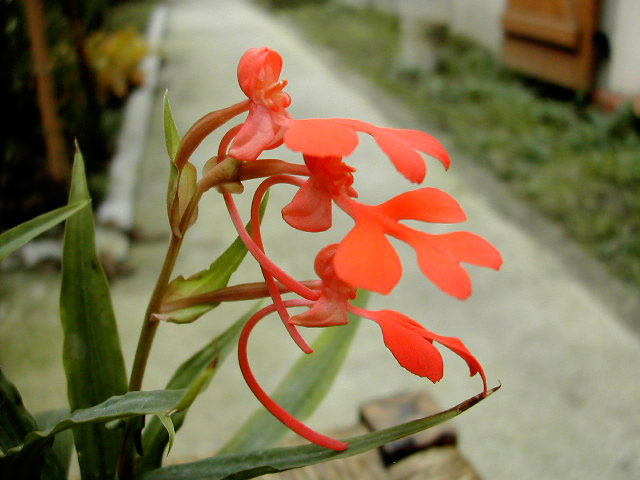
[502,0,601,90]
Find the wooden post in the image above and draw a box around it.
[22,0,70,182]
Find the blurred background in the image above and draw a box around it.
[1,1,639,479]
[1,0,151,231]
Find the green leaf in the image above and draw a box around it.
[138,305,260,474]
[0,368,37,454]
[159,195,268,324]
[163,91,180,163]
[220,291,369,454]
[0,368,44,478]
[165,91,181,221]
[1,390,186,460]
[0,200,88,261]
[0,372,76,480]
[59,146,128,480]
[34,410,74,478]
[153,305,215,325]
[142,387,499,480]
[154,414,175,457]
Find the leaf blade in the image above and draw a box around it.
[141,387,499,480]
[1,390,186,459]
[59,146,128,479]
[0,201,88,261]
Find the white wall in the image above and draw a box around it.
[599,0,640,95]
[449,0,506,53]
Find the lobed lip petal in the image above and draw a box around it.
[363,309,487,392]
[334,220,402,294]
[284,118,450,183]
[404,231,502,300]
[284,119,359,157]
[378,188,467,223]
[374,314,445,382]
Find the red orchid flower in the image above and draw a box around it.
[281,155,358,232]
[291,245,486,391]
[214,46,501,454]
[290,244,357,328]
[229,47,293,161]
[282,155,502,298]
[237,245,487,452]
[284,118,450,183]
[333,190,503,298]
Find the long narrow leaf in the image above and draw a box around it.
[138,305,261,474]
[0,371,74,479]
[0,368,37,454]
[219,291,369,454]
[0,201,88,261]
[164,91,181,221]
[59,146,128,479]
[1,389,186,459]
[0,368,44,478]
[142,386,499,480]
[34,410,73,479]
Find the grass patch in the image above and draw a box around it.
[266,2,640,289]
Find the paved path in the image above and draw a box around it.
[2,1,639,478]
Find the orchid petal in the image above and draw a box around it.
[335,119,450,181]
[230,105,276,161]
[371,314,444,382]
[237,47,283,98]
[410,234,473,299]
[405,231,501,299]
[378,188,466,223]
[282,177,333,232]
[284,119,359,157]
[335,220,401,294]
[429,333,487,390]
[431,232,504,269]
[365,309,486,391]
[370,129,427,183]
[380,127,451,171]
[290,293,349,327]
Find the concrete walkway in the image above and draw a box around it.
[1,1,639,478]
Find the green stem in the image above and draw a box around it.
[118,232,183,480]
[128,232,183,391]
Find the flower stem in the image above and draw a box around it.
[119,232,183,479]
[128,233,183,391]
[251,175,312,353]
[224,191,320,300]
[158,279,322,313]
[238,301,349,451]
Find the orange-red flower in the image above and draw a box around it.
[282,155,502,298]
[281,155,357,232]
[284,118,450,183]
[230,47,293,161]
[291,244,487,391]
[216,46,502,454]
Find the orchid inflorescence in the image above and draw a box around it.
[166,47,502,452]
